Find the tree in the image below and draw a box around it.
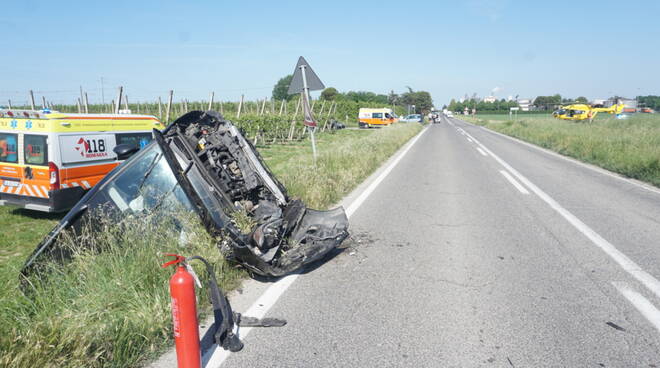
[320,87,338,101]
[575,96,588,103]
[341,91,389,104]
[388,90,399,105]
[401,90,433,113]
[272,74,293,101]
[638,95,660,110]
[534,94,562,110]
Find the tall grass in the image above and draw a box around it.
[0,210,243,368]
[262,123,423,209]
[464,114,660,187]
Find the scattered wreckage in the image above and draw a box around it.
[22,111,349,277]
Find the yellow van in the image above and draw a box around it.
[0,109,164,212]
[358,108,397,128]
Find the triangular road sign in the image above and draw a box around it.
[287,56,325,95]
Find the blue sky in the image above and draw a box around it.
[1,0,659,107]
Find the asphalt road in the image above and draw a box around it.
[156,117,660,367]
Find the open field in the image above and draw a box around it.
[0,122,422,368]
[460,113,660,187]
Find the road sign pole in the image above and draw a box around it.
[300,65,317,163]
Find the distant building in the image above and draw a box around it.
[517,98,533,111]
[483,96,497,103]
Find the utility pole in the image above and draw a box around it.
[300,64,317,162]
[114,86,123,114]
[237,94,244,119]
[29,90,36,110]
[208,91,214,111]
[158,96,163,120]
[165,90,173,123]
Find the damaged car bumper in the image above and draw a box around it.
[22,111,349,277]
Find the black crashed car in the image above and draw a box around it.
[22,111,349,277]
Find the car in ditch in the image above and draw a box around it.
[22,111,349,278]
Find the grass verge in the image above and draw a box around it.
[461,114,660,187]
[0,123,422,368]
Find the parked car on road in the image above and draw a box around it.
[399,114,423,123]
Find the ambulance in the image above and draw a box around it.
[358,108,398,128]
[0,109,164,212]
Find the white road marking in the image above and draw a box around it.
[459,124,660,301]
[203,275,299,367]
[499,170,529,194]
[476,123,660,197]
[476,147,488,157]
[466,137,473,143]
[614,282,660,333]
[207,126,430,366]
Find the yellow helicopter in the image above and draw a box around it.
[553,103,625,121]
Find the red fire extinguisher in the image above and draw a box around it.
[162,254,201,368]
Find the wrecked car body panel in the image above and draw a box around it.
[22,111,349,277]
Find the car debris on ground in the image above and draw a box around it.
[22,111,350,277]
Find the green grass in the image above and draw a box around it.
[0,122,421,368]
[462,113,660,187]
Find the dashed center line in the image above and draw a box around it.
[476,147,488,156]
[450,118,660,332]
[499,170,529,194]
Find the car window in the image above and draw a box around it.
[24,135,48,166]
[0,133,18,163]
[90,144,192,217]
[372,112,383,118]
[116,132,153,149]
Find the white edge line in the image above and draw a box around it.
[206,125,429,366]
[475,147,488,157]
[469,120,660,197]
[499,170,529,194]
[613,282,660,333]
[458,125,660,301]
